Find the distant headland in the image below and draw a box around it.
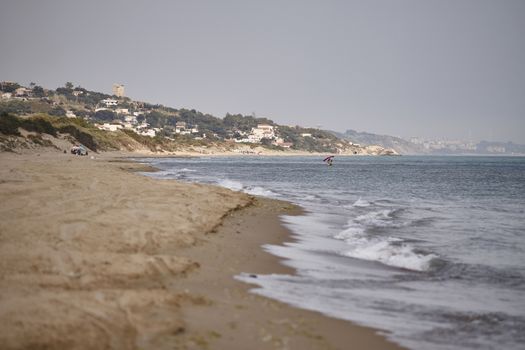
[0,81,397,156]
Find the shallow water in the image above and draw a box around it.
[141,156,525,350]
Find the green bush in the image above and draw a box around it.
[20,117,57,136]
[0,112,22,135]
[48,106,66,117]
[0,100,32,115]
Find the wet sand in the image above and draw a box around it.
[0,150,404,349]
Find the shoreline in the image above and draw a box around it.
[0,149,404,349]
[98,149,400,158]
[172,194,404,350]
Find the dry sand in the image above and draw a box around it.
[0,150,404,349]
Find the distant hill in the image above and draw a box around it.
[333,129,525,156]
[1,81,399,155]
[332,129,425,155]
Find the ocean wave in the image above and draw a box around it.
[354,209,405,228]
[342,239,437,271]
[216,180,277,198]
[179,168,196,172]
[334,226,365,240]
[334,225,437,271]
[149,167,197,180]
[431,262,525,288]
[151,170,182,179]
[420,311,525,349]
[303,194,317,200]
[245,186,277,197]
[217,179,244,191]
[352,197,371,207]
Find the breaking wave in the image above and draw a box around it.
[217,179,277,198]
[341,237,437,271]
[352,197,371,207]
[217,179,244,191]
[334,210,438,271]
[245,186,278,197]
[354,209,405,228]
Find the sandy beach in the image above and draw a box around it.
[0,150,403,349]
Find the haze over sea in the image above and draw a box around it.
[142,155,525,350]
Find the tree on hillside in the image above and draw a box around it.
[145,111,165,128]
[56,87,73,97]
[65,82,74,90]
[176,109,226,136]
[0,82,20,93]
[70,108,89,118]
[94,109,116,122]
[32,86,45,97]
[136,114,145,123]
[223,113,257,132]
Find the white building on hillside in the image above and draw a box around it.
[139,129,156,137]
[98,123,123,132]
[101,98,118,107]
[250,124,275,142]
[175,121,187,134]
[65,110,77,118]
[272,138,293,148]
[15,87,30,97]
[124,115,138,124]
[235,124,276,143]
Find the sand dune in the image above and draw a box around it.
[0,152,249,349]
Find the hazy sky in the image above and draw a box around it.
[1,0,524,142]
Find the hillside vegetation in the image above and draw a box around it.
[0,113,234,154]
[1,82,397,155]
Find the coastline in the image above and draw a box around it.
[173,194,405,350]
[0,150,404,349]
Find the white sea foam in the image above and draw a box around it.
[151,170,180,179]
[150,168,196,179]
[353,197,371,207]
[245,186,277,197]
[354,209,402,228]
[342,238,437,271]
[303,194,317,201]
[334,218,437,271]
[334,226,365,239]
[216,179,277,197]
[218,179,244,191]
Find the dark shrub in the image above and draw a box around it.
[0,100,32,114]
[48,106,66,117]
[94,110,116,122]
[20,118,57,136]
[0,112,22,135]
[58,125,97,151]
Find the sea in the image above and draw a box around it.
[139,155,525,350]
